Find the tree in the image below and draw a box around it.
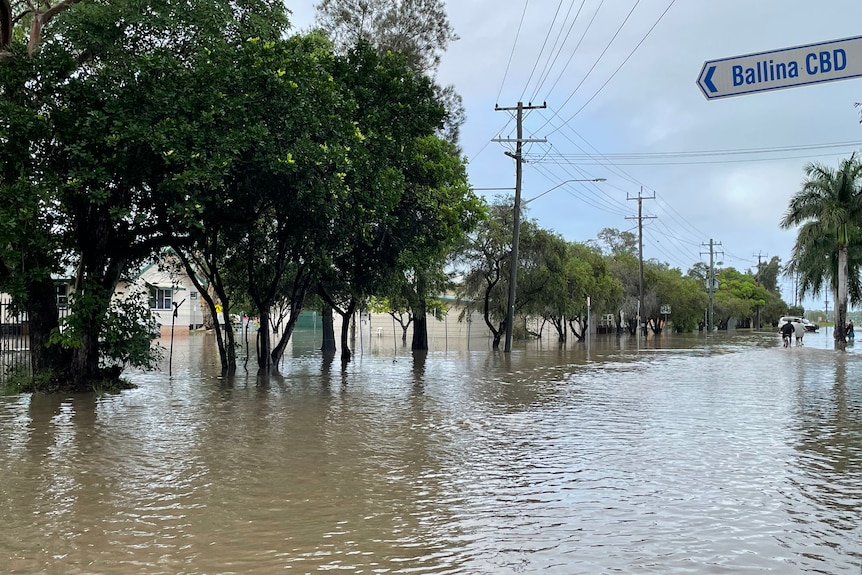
[0,43,69,379]
[314,0,472,353]
[781,155,862,345]
[217,33,354,372]
[312,42,465,360]
[711,268,766,329]
[393,136,481,350]
[314,0,464,148]
[0,0,83,55]
[755,255,782,293]
[0,0,291,389]
[455,199,514,349]
[643,265,706,333]
[314,0,456,76]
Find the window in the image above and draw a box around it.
[56,283,69,309]
[190,291,198,300]
[149,287,172,310]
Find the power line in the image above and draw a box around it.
[531,159,629,212]
[528,0,589,103]
[547,0,677,130]
[495,0,531,106]
[539,0,606,102]
[530,139,862,159]
[519,0,566,102]
[532,163,629,217]
[535,0,641,134]
[527,140,862,164]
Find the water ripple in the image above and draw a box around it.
[1,332,861,573]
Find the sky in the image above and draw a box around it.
[284,0,862,312]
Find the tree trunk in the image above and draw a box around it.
[835,244,848,344]
[339,320,351,361]
[27,276,68,381]
[70,331,101,391]
[321,305,336,353]
[411,314,428,350]
[411,298,428,351]
[338,300,356,361]
[257,308,277,373]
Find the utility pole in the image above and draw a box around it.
[494,101,546,352]
[701,239,723,332]
[753,252,767,330]
[626,188,655,335]
[825,295,830,324]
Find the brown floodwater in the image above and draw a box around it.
[1,327,861,574]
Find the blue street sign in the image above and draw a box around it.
[697,36,862,100]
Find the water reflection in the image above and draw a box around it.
[788,353,862,570]
[1,330,862,573]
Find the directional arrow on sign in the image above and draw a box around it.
[697,35,862,100]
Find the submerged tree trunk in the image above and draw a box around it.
[411,314,428,350]
[175,251,237,373]
[67,254,125,391]
[410,297,428,351]
[550,317,566,342]
[835,244,848,344]
[321,305,336,353]
[27,276,68,381]
[568,317,585,342]
[256,308,276,374]
[337,300,356,361]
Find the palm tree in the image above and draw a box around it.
[780,154,862,344]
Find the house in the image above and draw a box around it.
[119,259,207,335]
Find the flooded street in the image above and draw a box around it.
[1,328,862,574]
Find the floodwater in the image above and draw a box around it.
[1,327,862,574]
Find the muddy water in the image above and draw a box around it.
[1,328,861,574]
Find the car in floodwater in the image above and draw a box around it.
[777,316,819,333]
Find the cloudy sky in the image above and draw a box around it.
[285,1,862,310]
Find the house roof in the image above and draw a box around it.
[142,268,188,291]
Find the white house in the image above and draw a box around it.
[119,260,207,335]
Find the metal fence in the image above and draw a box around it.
[0,298,30,384]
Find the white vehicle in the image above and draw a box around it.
[777,316,818,333]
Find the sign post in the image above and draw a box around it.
[697,36,862,100]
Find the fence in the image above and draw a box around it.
[0,298,30,384]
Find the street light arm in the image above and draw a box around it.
[503,176,606,352]
[523,178,607,205]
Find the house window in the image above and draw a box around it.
[149,287,172,310]
[56,284,69,309]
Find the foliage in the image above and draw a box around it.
[781,154,862,343]
[755,256,782,293]
[314,0,457,75]
[643,265,707,333]
[454,198,519,348]
[51,287,161,371]
[314,0,464,146]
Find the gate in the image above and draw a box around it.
[0,298,30,384]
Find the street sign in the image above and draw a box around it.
[697,36,862,100]
[660,304,671,315]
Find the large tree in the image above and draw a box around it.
[314,43,459,360]
[781,155,862,345]
[455,199,516,349]
[0,0,291,389]
[315,0,471,352]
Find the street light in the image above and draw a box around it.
[504,177,607,352]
